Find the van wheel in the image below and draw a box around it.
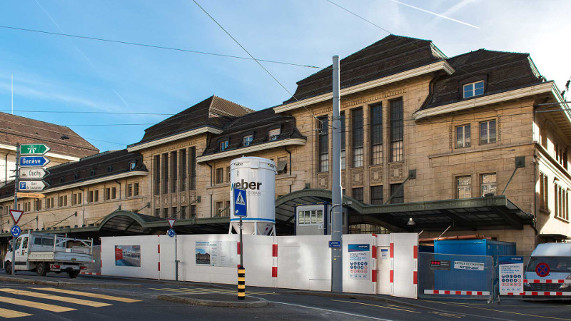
[5,262,12,275]
[36,263,47,276]
[68,270,80,279]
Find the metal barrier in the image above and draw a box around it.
[418,252,494,300]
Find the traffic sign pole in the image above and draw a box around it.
[12,143,20,275]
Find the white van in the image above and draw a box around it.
[524,243,571,293]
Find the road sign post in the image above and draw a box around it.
[12,143,20,275]
[166,218,178,281]
[233,188,247,300]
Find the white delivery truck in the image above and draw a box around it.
[4,232,93,278]
[524,243,571,294]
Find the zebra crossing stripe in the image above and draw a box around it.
[0,296,75,313]
[0,289,110,307]
[32,288,140,303]
[0,307,31,318]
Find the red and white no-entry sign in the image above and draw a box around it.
[9,209,24,225]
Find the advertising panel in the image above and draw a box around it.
[115,245,141,267]
[349,244,370,280]
[195,241,237,267]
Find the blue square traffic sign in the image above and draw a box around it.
[233,188,247,217]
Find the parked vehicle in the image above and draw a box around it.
[3,232,93,278]
[524,243,571,293]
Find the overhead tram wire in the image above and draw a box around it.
[0,25,320,69]
[1,110,176,116]
[324,0,391,34]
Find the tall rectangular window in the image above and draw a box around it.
[370,185,383,205]
[390,183,404,204]
[539,172,549,210]
[155,209,160,217]
[340,112,346,169]
[481,173,497,196]
[181,206,187,219]
[111,187,117,199]
[318,116,329,172]
[134,183,139,196]
[162,153,169,194]
[190,205,197,218]
[390,99,404,162]
[370,103,383,165]
[480,120,497,145]
[216,168,224,184]
[352,187,363,202]
[162,208,168,218]
[153,155,160,195]
[170,151,177,193]
[352,108,364,167]
[457,176,472,199]
[180,149,187,191]
[456,124,471,148]
[127,184,133,197]
[189,147,197,190]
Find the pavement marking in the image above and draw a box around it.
[0,296,75,313]
[332,299,420,314]
[0,307,31,319]
[435,301,571,321]
[431,311,464,319]
[0,289,110,308]
[32,288,141,303]
[271,301,395,321]
[149,287,276,296]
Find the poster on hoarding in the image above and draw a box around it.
[499,263,524,295]
[195,241,237,267]
[349,244,370,280]
[115,245,141,267]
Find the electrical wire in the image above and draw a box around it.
[325,0,392,34]
[0,110,176,116]
[0,24,320,69]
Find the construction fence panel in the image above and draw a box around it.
[418,252,494,300]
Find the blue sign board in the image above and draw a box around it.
[11,225,21,238]
[329,241,341,248]
[167,229,176,237]
[233,188,247,217]
[19,156,50,167]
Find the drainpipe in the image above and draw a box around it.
[532,152,539,235]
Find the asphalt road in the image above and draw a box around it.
[0,271,569,320]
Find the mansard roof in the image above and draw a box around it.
[201,107,304,157]
[0,112,99,158]
[283,34,445,104]
[421,49,543,109]
[0,149,145,199]
[131,95,253,147]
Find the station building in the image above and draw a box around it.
[0,35,569,255]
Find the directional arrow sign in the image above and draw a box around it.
[20,144,50,155]
[19,156,50,167]
[17,192,46,199]
[19,168,49,180]
[167,219,176,229]
[9,209,23,225]
[19,181,47,191]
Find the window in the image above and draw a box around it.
[190,205,197,218]
[162,208,168,218]
[171,207,177,218]
[155,209,160,217]
[215,168,224,184]
[456,124,471,148]
[457,176,472,199]
[153,155,160,195]
[352,187,363,202]
[104,188,111,200]
[226,166,231,182]
[269,128,281,141]
[35,199,42,211]
[371,185,383,205]
[189,147,197,190]
[77,193,82,205]
[129,161,137,170]
[390,184,404,204]
[127,184,133,197]
[242,135,253,147]
[352,108,364,167]
[370,103,383,165]
[134,183,139,196]
[94,190,99,202]
[539,172,549,210]
[480,120,497,145]
[554,185,569,221]
[181,206,187,219]
[390,98,404,162]
[340,112,346,169]
[180,149,187,191]
[111,187,117,199]
[318,116,329,172]
[88,191,94,203]
[463,80,484,99]
[170,151,178,193]
[215,201,223,217]
[297,209,324,225]
[219,140,229,151]
[162,153,169,194]
[277,157,288,175]
[481,173,497,196]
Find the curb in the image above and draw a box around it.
[157,294,269,308]
[0,275,142,288]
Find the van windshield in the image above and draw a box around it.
[526,257,571,273]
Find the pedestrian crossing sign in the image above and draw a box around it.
[234,188,247,217]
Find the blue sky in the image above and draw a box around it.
[1,0,570,152]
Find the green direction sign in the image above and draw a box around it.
[20,144,50,155]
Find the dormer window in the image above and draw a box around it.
[463,81,484,99]
[129,161,137,170]
[242,135,253,147]
[269,128,281,141]
[219,140,229,151]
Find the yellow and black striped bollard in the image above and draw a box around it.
[237,265,246,300]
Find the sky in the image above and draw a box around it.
[0,0,570,152]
